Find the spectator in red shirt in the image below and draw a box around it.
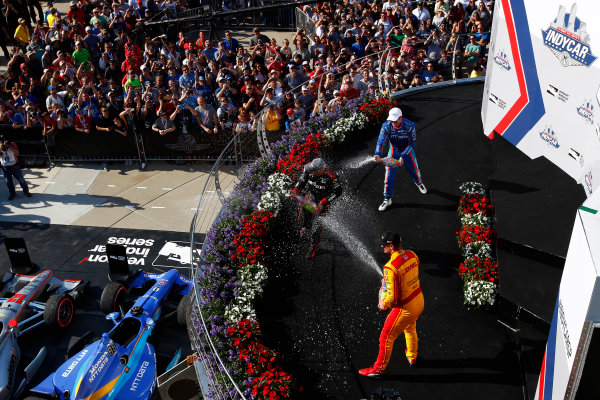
[339,78,359,100]
[67,1,85,27]
[121,55,141,75]
[73,107,91,134]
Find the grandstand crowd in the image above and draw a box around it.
[0,0,492,138]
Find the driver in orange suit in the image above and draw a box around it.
[359,231,425,377]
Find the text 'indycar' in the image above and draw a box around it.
[30,268,192,400]
[0,270,87,400]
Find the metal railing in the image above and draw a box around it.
[188,31,487,400]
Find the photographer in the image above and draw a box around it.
[0,136,32,200]
[216,96,238,132]
[119,91,142,135]
[25,105,43,129]
[170,96,198,134]
[425,30,442,62]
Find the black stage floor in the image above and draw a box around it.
[259,83,543,400]
[0,224,202,397]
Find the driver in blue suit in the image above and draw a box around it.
[374,107,427,211]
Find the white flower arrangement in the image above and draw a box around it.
[323,113,368,143]
[464,280,497,307]
[460,212,491,227]
[459,181,486,195]
[462,241,492,258]
[257,172,293,214]
[257,190,281,215]
[225,263,268,324]
[266,172,292,196]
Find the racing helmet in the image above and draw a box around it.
[304,158,327,174]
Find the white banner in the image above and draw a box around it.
[482,0,600,196]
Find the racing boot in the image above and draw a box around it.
[358,365,384,377]
[405,349,417,367]
[378,198,392,211]
[415,182,427,194]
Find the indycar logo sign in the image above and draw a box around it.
[540,127,560,148]
[576,100,594,124]
[542,4,597,67]
[493,50,511,71]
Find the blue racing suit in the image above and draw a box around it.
[375,119,423,199]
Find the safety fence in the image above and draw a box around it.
[188,31,487,400]
[2,124,261,168]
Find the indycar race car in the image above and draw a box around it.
[0,269,87,400]
[29,267,192,400]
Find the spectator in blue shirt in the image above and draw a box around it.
[223,31,239,53]
[13,88,39,108]
[179,66,195,89]
[203,40,218,62]
[351,35,367,58]
[11,104,27,129]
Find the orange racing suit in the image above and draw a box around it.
[375,249,424,370]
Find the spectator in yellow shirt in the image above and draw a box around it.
[14,18,30,47]
[263,105,282,133]
[47,8,59,28]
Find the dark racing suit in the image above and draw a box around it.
[291,167,342,248]
[375,119,423,199]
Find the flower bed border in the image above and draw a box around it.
[195,92,397,399]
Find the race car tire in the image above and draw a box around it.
[44,295,75,329]
[177,295,191,327]
[100,282,127,315]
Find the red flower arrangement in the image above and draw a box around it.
[458,193,492,218]
[458,256,498,283]
[276,133,328,180]
[231,210,274,267]
[456,225,497,249]
[227,319,296,399]
[359,97,398,124]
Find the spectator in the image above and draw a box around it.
[296,85,314,116]
[152,110,176,135]
[421,62,439,84]
[412,2,431,23]
[339,77,359,100]
[249,28,270,52]
[356,69,375,92]
[73,104,91,133]
[217,97,237,131]
[14,18,31,49]
[284,107,301,130]
[195,95,219,134]
[464,35,482,75]
[262,104,282,134]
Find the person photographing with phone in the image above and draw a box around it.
[374,107,427,212]
[0,136,32,201]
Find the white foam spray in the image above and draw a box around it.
[322,217,383,276]
[342,155,375,169]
